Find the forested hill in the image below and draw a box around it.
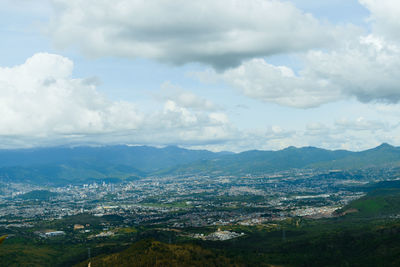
[0,145,228,184]
[74,240,236,267]
[161,143,400,176]
[0,145,228,171]
[0,143,400,184]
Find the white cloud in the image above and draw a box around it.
[303,117,399,150]
[216,58,341,108]
[48,0,334,70]
[359,0,400,42]
[334,117,389,132]
[140,99,233,145]
[184,0,400,109]
[192,112,400,152]
[6,1,400,152]
[305,35,400,104]
[189,127,298,152]
[0,53,142,137]
[157,82,220,111]
[195,32,400,108]
[0,53,234,148]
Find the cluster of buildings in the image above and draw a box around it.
[193,228,245,241]
[0,168,393,232]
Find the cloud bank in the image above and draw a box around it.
[0,53,232,148]
[4,0,400,151]
[48,0,333,70]
[46,0,400,109]
[1,53,398,151]
[196,33,400,108]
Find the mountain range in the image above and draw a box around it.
[0,143,399,184]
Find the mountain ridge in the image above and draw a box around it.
[0,143,398,184]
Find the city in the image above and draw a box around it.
[1,167,396,237]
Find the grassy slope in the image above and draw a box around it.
[74,239,241,267]
[339,186,400,218]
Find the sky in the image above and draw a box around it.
[1,0,400,152]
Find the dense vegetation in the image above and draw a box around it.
[339,189,400,218]
[18,190,59,201]
[66,218,400,267]
[75,240,239,267]
[2,186,400,266]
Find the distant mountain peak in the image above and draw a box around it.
[375,143,394,149]
[163,145,182,150]
[283,146,297,150]
[283,146,323,152]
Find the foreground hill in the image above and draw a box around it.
[338,181,400,218]
[74,239,239,267]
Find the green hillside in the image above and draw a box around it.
[339,187,400,218]
[18,190,59,201]
[74,239,240,267]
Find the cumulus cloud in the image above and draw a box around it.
[194,32,400,108]
[47,0,334,70]
[8,1,400,151]
[11,53,391,152]
[183,0,400,108]
[303,117,399,150]
[359,0,400,42]
[334,117,389,132]
[0,53,233,148]
[189,126,298,152]
[216,58,342,108]
[0,53,142,137]
[305,35,400,104]
[148,100,232,142]
[157,82,221,111]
